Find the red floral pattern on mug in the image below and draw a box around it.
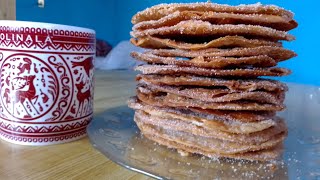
[0,21,95,145]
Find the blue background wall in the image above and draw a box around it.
[16,0,320,85]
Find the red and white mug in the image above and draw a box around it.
[0,21,95,145]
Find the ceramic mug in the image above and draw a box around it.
[0,21,95,145]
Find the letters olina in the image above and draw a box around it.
[0,33,53,44]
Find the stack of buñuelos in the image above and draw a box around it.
[128,2,297,161]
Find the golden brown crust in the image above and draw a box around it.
[143,47,296,62]
[136,88,285,111]
[135,115,286,162]
[135,65,291,78]
[136,120,286,155]
[133,11,297,31]
[143,133,283,161]
[131,20,295,41]
[128,96,277,123]
[132,52,278,69]
[129,2,295,162]
[136,74,288,92]
[132,2,294,24]
[135,110,286,144]
[138,82,285,105]
[131,36,282,49]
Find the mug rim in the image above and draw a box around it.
[0,20,95,34]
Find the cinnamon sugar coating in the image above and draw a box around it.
[133,11,297,31]
[128,97,279,134]
[136,114,286,161]
[135,64,291,77]
[131,20,295,41]
[136,88,285,111]
[136,74,288,92]
[129,2,297,162]
[137,82,285,105]
[132,52,278,69]
[131,36,282,49]
[143,47,296,62]
[132,2,294,24]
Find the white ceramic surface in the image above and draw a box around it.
[0,21,96,145]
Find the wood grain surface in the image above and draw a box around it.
[0,0,15,20]
[0,70,152,180]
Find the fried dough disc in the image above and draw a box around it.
[144,47,296,62]
[131,20,295,41]
[189,107,275,123]
[158,107,276,134]
[143,133,283,161]
[128,96,276,122]
[127,134,287,177]
[135,119,287,155]
[135,65,291,77]
[135,110,286,144]
[138,82,285,104]
[136,74,288,92]
[131,36,282,49]
[132,3,294,24]
[132,52,277,69]
[136,88,285,111]
[133,11,297,31]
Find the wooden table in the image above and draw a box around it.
[0,70,151,180]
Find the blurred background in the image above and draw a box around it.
[4,0,320,85]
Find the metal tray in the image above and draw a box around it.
[87,83,320,179]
